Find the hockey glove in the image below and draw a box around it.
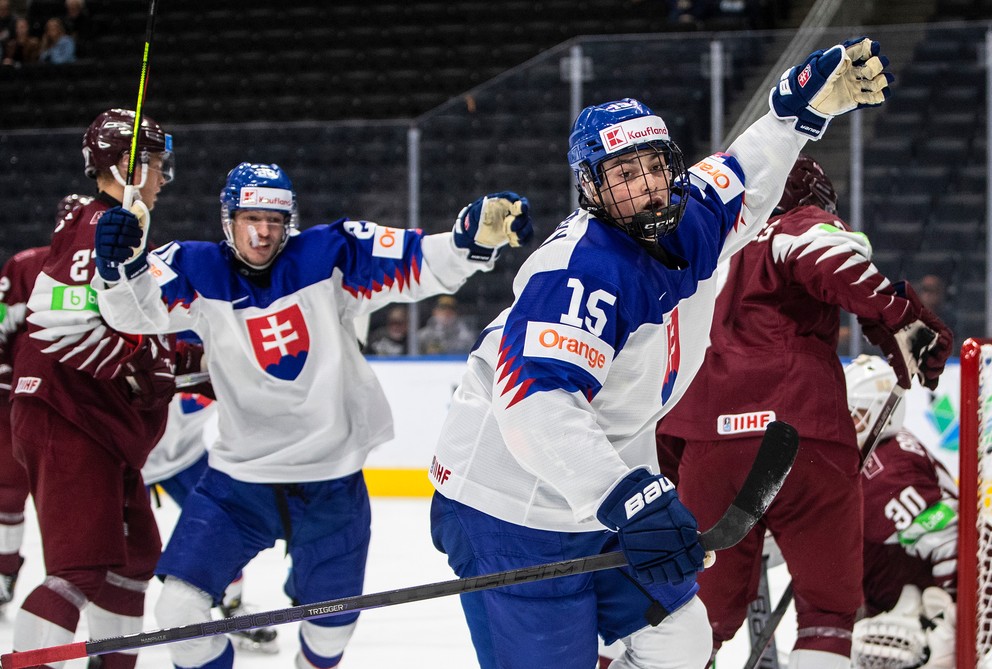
[452,191,534,262]
[596,468,704,586]
[851,585,927,669]
[919,587,956,669]
[174,339,215,399]
[770,36,893,139]
[860,282,952,391]
[94,204,150,282]
[119,335,176,409]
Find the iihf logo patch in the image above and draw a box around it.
[797,64,812,87]
[246,304,310,380]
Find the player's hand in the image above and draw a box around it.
[596,468,704,585]
[95,205,150,282]
[452,191,534,262]
[859,282,952,390]
[118,335,176,409]
[769,36,892,139]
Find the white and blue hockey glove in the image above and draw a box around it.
[770,36,893,140]
[94,205,150,282]
[453,191,534,262]
[597,468,705,586]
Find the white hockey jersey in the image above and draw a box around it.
[430,113,806,532]
[141,393,217,485]
[96,221,492,483]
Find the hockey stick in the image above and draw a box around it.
[746,554,781,669]
[0,421,798,669]
[175,371,210,389]
[121,0,160,210]
[742,582,794,669]
[857,383,906,472]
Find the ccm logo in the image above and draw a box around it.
[537,328,606,369]
[624,476,675,519]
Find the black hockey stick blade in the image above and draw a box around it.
[0,421,799,668]
[699,420,798,551]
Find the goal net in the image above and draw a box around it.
[960,338,992,669]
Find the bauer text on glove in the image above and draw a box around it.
[770,36,893,139]
[597,468,705,585]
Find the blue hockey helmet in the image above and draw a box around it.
[219,162,299,268]
[567,98,688,243]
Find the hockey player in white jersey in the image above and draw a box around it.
[429,37,892,669]
[91,162,533,669]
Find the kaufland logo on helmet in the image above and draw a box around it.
[600,116,670,155]
[798,64,812,87]
[239,187,293,211]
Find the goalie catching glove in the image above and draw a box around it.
[453,191,534,262]
[94,203,150,282]
[596,467,705,585]
[770,36,893,139]
[859,281,953,391]
[852,585,927,669]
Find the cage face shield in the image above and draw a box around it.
[568,99,688,243]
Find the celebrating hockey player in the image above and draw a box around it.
[655,151,952,669]
[429,38,892,669]
[10,111,177,669]
[847,355,957,669]
[91,161,533,668]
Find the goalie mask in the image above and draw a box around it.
[567,98,688,245]
[219,162,299,269]
[845,354,906,449]
[82,108,174,188]
[773,153,838,216]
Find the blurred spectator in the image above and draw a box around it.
[916,274,957,349]
[1,17,38,66]
[417,295,476,355]
[368,305,410,356]
[38,16,74,64]
[0,0,16,48]
[60,0,88,56]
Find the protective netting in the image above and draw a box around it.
[968,342,992,667]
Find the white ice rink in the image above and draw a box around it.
[0,495,798,668]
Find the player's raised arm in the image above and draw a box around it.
[722,36,893,259]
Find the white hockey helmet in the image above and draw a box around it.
[844,354,906,448]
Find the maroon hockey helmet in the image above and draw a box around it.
[82,108,173,182]
[773,154,838,216]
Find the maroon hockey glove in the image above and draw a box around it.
[119,335,176,409]
[859,282,952,391]
[175,340,204,376]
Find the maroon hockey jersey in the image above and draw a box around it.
[861,431,958,616]
[658,205,923,444]
[0,245,50,391]
[11,193,170,468]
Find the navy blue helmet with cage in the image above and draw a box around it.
[567,98,688,243]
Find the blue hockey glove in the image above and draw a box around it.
[597,468,705,585]
[95,205,149,281]
[770,36,893,140]
[453,191,534,262]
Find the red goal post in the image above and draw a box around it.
[960,337,992,669]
